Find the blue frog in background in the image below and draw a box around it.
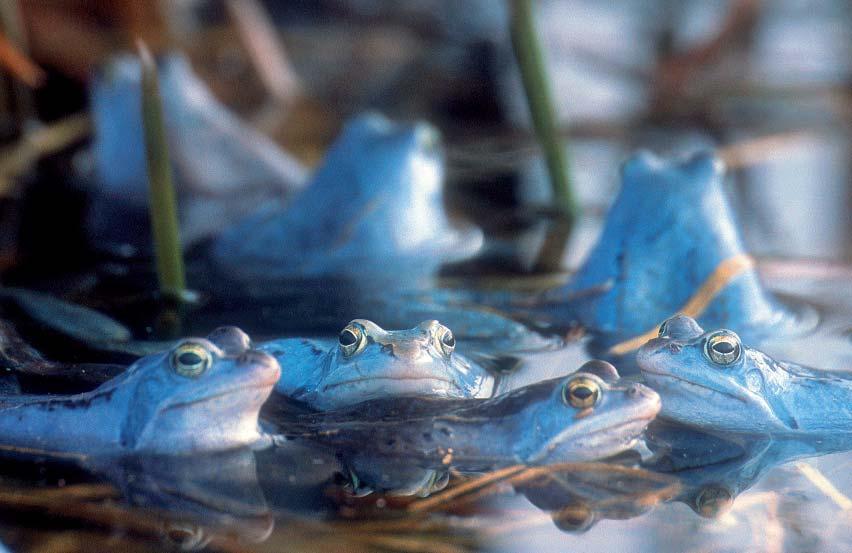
[88,53,307,252]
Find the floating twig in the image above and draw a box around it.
[407,465,525,513]
[0,32,45,88]
[796,461,852,511]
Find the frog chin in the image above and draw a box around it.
[315,375,462,409]
[138,384,274,454]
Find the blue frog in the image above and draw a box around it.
[638,315,852,436]
[88,53,306,250]
[211,113,482,283]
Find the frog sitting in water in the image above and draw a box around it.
[275,361,661,480]
[536,151,813,365]
[260,318,590,411]
[211,113,482,283]
[638,315,852,436]
[0,328,280,456]
[260,319,495,411]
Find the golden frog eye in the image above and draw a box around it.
[562,377,601,409]
[170,342,213,378]
[704,331,742,366]
[338,323,366,357]
[435,324,455,356]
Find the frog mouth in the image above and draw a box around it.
[640,368,748,403]
[163,381,278,411]
[322,375,457,392]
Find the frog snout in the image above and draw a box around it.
[626,383,660,406]
[238,351,281,380]
[208,326,251,355]
[389,342,421,360]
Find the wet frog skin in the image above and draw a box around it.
[638,315,852,435]
[274,362,661,471]
[212,113,482,283]
[0,328,280,456]
[528,151,813,365]
[260,319,494,410]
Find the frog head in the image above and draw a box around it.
[512,361,661,463]
[638,315,797,433]
[313,319,492,410]
[120,328,280,454]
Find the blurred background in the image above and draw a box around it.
[0,0,850,281]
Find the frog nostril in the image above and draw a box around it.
[667,343,682,354]
[239,350,278,368]
[207,326,251,356]
[627,384,640,397]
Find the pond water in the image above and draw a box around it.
[1,2,851,552]
[0,251,848,553]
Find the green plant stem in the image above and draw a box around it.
[138,41,186,299]
[510,0,578,271]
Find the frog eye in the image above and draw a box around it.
[170,342,213,378]
[658,320,669,337]
[704,331,742,365]
[562,377,601,409]
[435,324,455,356]
[339,323,367,357]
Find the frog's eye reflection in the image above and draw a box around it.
[658,321,669,337]
[170,342,213,378]
[339,324,366,357]
[435,325,455,356]
[562,377,601,409]
[694,485,733,518]
[704,331,742,366]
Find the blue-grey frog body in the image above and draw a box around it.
[212,113,482,282]
[0,328,280,456]
[89,53,307,250]
[638,314,852,436]
[532,151,814,364]
[274,362,661,472]
[260,319,495,411]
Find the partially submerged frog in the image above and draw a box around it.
[273,362,661,473]
[638,314,852,435]
[0,328,280,456]
[212,113,482,283]
[260,319,494,410]
[261,318,589,411]
[88,53,306,251]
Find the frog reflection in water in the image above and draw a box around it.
[0,328,280,456]
[261,319,494,411]
[644,422,852,518]
[638,315,852,436]
[275,362,661,497]
[212,113,482,282]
